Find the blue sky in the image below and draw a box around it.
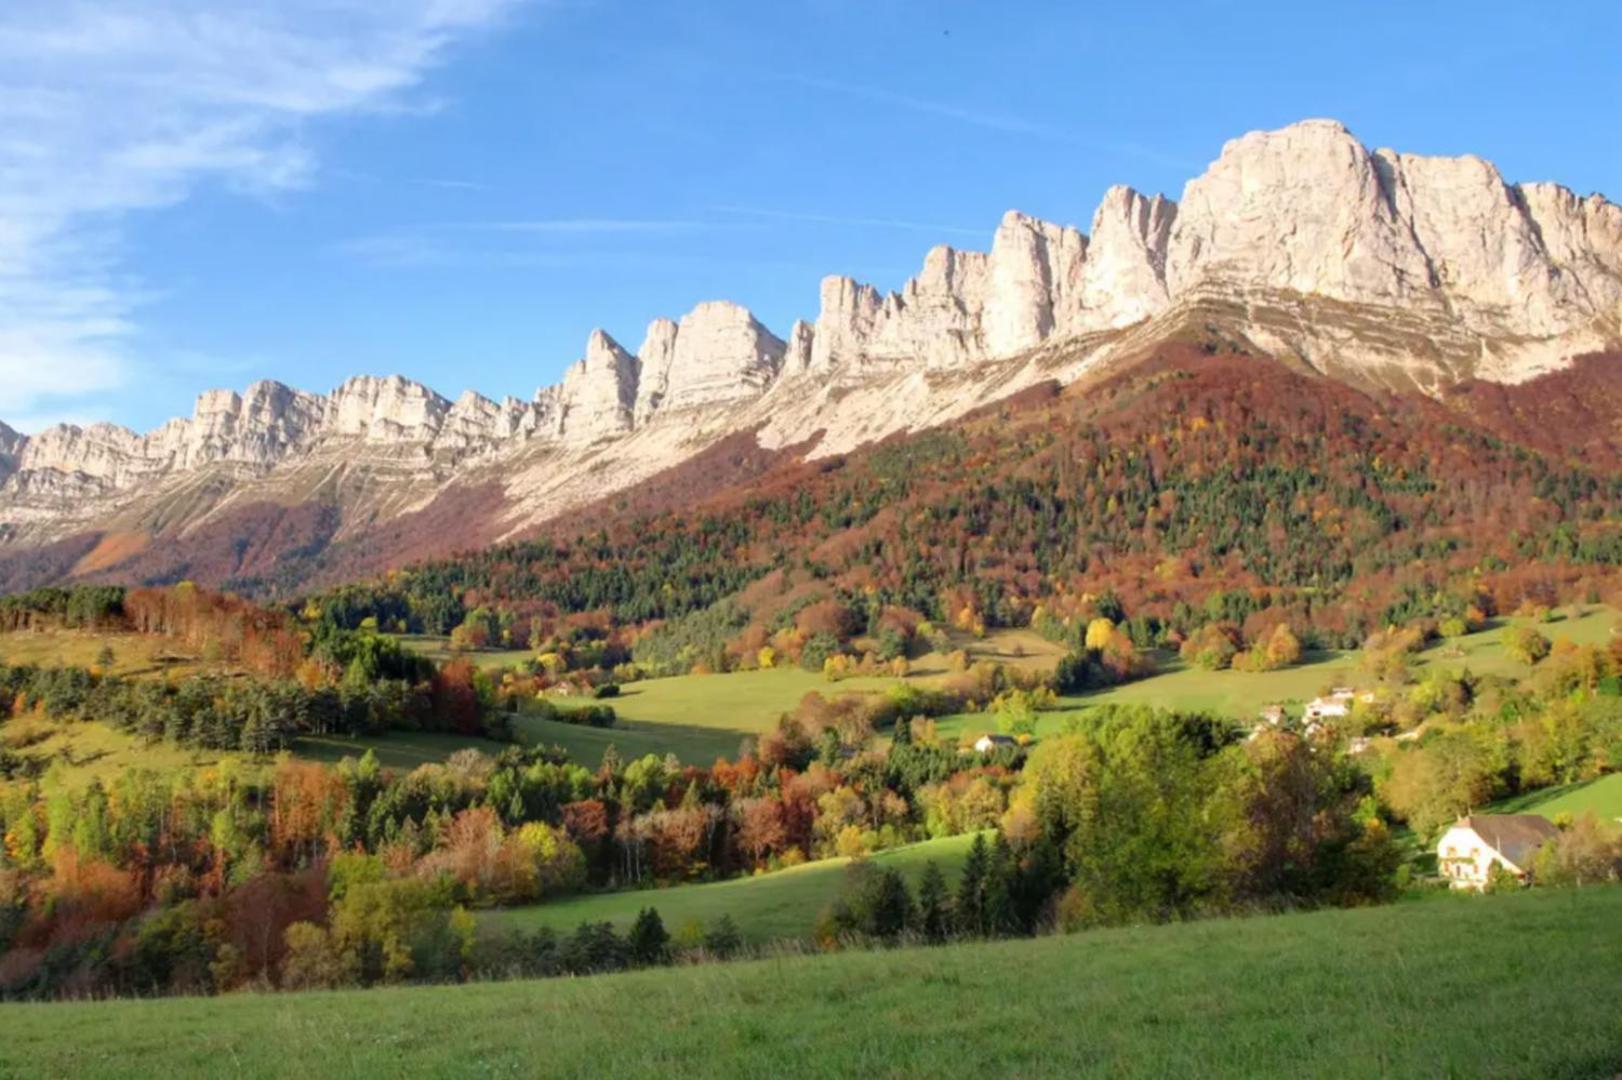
[3,0,1619,433]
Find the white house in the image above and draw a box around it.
[1304,688,1355,723]
[972,733,1018,754]
[1436,814,1560,890]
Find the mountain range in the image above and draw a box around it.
[3,118,1619,595]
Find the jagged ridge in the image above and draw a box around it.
[2,118,1619,561]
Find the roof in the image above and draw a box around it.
[1456,815,1560,869]
[975,733,1016,746]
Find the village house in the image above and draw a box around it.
[1303,687,1359,723]
[972,733,1018,754]
[1436,814,1560,890]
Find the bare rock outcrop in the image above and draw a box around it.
[1165,119,1622,351]
[556,330,638,442]
[4,118,1620,562]
[661,301,786,411]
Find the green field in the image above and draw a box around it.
[1491,772,1622,821]
[495,627,1064,764]
[290,732,510,771]
[3,885,1617,1078]
[0,628,214,679]
[396,634,532,672]
[512,711,744,768]
[509,607,1618,760]
[485,833,980,944]
[0,716,240,785]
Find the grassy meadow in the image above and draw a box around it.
[498,627,1064,765]
[484,832,980,944]
[2,884,1617,1079]
[395,634,532,672]
[1491,771,1622,821]
[0,715,238,785]
[0,628,213,679]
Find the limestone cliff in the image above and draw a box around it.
[3,118,1618,572]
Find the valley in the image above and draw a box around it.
[0,112,1620,1077]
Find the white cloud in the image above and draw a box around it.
[0,0,526,426]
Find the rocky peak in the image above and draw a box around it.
[328,375,452,442]
[557,329,639,441]
[632,317,681,426]
[781,319,816,378]
[1165,118,1622,346]
[1078,186,1176,329]
[985,210,1086,354]
[659,301,785,412]
[0,421,24,482]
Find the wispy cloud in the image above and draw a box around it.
[465,219,711,234]
[408,177,488,192]
[711,204,985,238]
[775,74,1060,139]
[0,0,527,427]
[772,73,1197,172]
[335,218,729,268]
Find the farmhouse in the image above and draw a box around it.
[1303,688,1359,723]
[1436,814,1560,890]
[972,733,1018,754]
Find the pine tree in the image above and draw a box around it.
[985,833,1016,937]
[957,833,988,936]
[704,914,743,959]
[916,860,950,943]
[873,868,914,938]
[628,907,670,967]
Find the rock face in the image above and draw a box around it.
[554,330,638,442]
[1165,120,1622,361]
[0,422,26,483]
[2,118,1619,570]
[662,301,786,412]
[1080,187,1177,329]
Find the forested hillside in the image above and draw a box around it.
[304,348,1622,668]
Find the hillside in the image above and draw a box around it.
[262,346,1622,708]
[3,886,1617,1079]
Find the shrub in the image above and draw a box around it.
[800,633,842,672]
[1502,626,1551,665]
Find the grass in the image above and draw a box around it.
[2,885,1618,1078]
[0,628,213,680]
[1421,605,1616,679]
[502,627,1064,765]
[290,732,511,772]
[397,634,532,673]
[511,712,745,769]
[484,833,981,944]
[0,716,238,786]
[1490,772,1622,821]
